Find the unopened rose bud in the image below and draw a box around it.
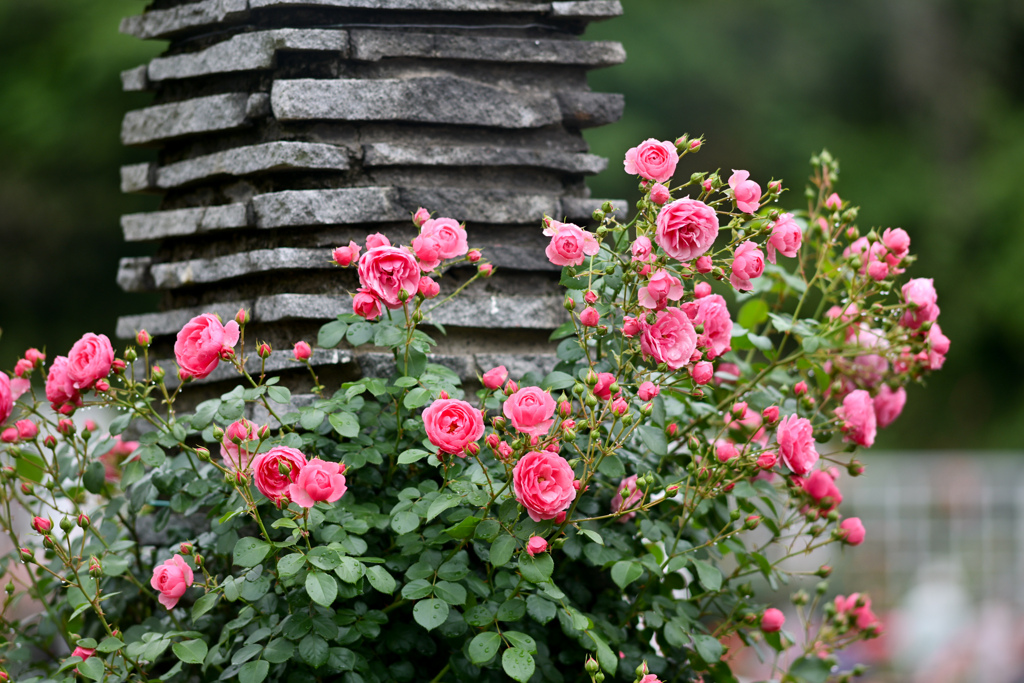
[20,548,34,563]
[193,554,203,568]
[180,542,193,555]
[793,381,808,396]
[212,425,225,440]
[136,329,151,347]
[111,358,127,374]
[21,482,34,495]
[579,307,599,327]
[257,343,272,359]
[258,425,270,439]
[235,308,250,326]
[195,447,211,462]
[848,460,865,477]
[14,359,33,377]
[57,419,75,436]
[278,461,292,477]
[151,365,165,382]
[77,514,90,529]
[0,467,13,481]
[585,656,600,674]
[689,139,702,151]
[666,423,678,437]
[59,517,75,533]
[485,434,500,449]
[562,429,576,442]
[413,207,431,227]
[438,390,449,400]
[491,417,506,431]
[467,250,482,263]
[124,347,138,363]
[32,517,52,534]
[293,341,312,362]
[478,263,494,277]
[817,565,833,578]
[89,556,102,577]
[583,290,598,304]
[464,442,480,457]
[762,406,780,423]
[503,380,518,396]
[0,429,17,444]
[744,515,760,530]
[564,296,576,312]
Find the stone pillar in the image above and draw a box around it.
[115,0,624,388]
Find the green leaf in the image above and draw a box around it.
[737,298,769,329]
[267,385,291,404]
[638,425,668,457]
[610,561,643,589]
[403,387,430,409]
[748,333,773,351]
[365,566,396,594]
[264,638,293,664]
[503,631,537,654]
[191,592,220,622]
[444,515,480,539]
[412,599,449,631]
[490,534,516,567]
[426,493,461,522]
[102,555,129,577]
[541,371,576,391]
[305,571,338,607]
[328,411,360,438]
[318,320,348,348]
[277,553,306,578]
[663,621,687,649]
[391,511,419,535]
[502,647,536,683]
[589,632,618,676]
[374,324,405,348]
[137,444,166,468]
[299,634,329,668]
[692,559,722,592]
[802,336,822,353]
[693,634,723,664]
[346,322,374,346]
[548,321,576,341]
[526,594,557,624]
[172,639,208,664]
[233,537,272,567]
[788,656,831,683]
[300,408,326,430]
[307,547,342,571]
[397,448,430,465]
[334,557,364,584]
[433,581,467,605]
[96,637,124,653]
[497,598,526,622]
[240,659,270,683]
[467,632,501,664]
[518,553,553,584]
[82,461,106,494]
[76,656,104,681]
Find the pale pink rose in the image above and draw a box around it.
[824,192,842,210]
[365,233,390,249]
[694,255,713,273]
[150,555,194,610]
[637,382,659,401]
[45,357,80,411]
[776,415,818,476]
[579,306,600,327]
[761,608,785,633]
[631,236,655,263]
[866,260,889,280]
[66,333,114,391]
[836,390,876,448]
[503,387,556,437]
[802,470,842,512]
[0,373,12,426]
[526,536,548,556]
[716,440,739,462]
[881,228,910,268]
[649,183,671,205]
[623,139,678,183]
[840,517,866,545]
[412,230,443,271]
[611,474,643,521]
[289,458,347,508]
[899,278,939,329]
[693,294,732,359]
[593,372,616,401]
[423,398,485,456]
[873,385,906,429]
[927,323,950,370]
[690,361,714,385]
[293,341,312,361]
[730,241,764,291]
[655,198,719,262]
[420,218,468,259]
[358,246,421,309]
[352,288,383,320]
[729,170,762,213]
[640,307,698,370]
[621,317,641,337]
[251,446,308,503]
[512,451,577,522]
[417,276,440,299]
[543,220,600,267]
[482,366,508,390]
[72,646,96,660]
[767,213,802,264]
[332,241,361,267]
[16,420,38,440]
[638,269,684,310]
[174,314,240,380]
[639,676,663,683]
[220,418,260,470]
[413,207,431,227]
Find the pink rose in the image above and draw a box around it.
[899,278,939,329]
[729,170,762,213]
[503,387,556,437]
[150,555,194,610]
[694,282,711,299]
[289,458,347,508]
[0,373,12,426]
[174,314,240,380]
[513,451,577,522]
[45,356,81,411]
[835,594,881,631]
[866,261,889,280]
[623,139,678,183]
[419,218,468,261]
[776,415,818,476]
[579,306,600,327]
[836,390,876,448]
[767,213,802,264]
[621,317,641,337]
[220,418,260,470]
[14,358,32,378]
[757,451,777,469]
[423,398,484,456]
[293,341,312,361]
[1,428,16,443]
[692,294,732,359]
[251,446,308,502]
[802,470,842,512]
[839,517,866,545]
[640,676,663,683]
[695,255,713,273]
[655,198,719,262]
[16,420,38,440]
[66,333,114,391]
[690,361,714,385]
[543,220,600,267]
[630,236,655,262]
[873,385,906,429]
[611,474,643,521]
[649,183,671,205]
[365,232,390,249]
[825,192,842,210]
[482,365,508,390]
[637,382,659,401]
[72,646,96,660]
[413,207,431,227]
[352,288,383,320]
[593,372,616,401]
[358,246,421,309]
[640,307,698,370]
[332,241,361,267]
[730,241,764,291]
[526,535,548,556]
[412,230,443,271]
[761,608,785,633]
[881,228,910,267]
[716,440,739,463]
[927,323,950,370]
[638,269,684,310]
[417,276,440,299]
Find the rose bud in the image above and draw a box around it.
[417,276,440,299]
[293,341,312,362]
[151,365,166,382]
[485,434,500,449]
[0,429,17,444]
[89,556,103,577]
[584,290,598,304]
[757,451,777,469]
[621,316,641,337]
[526,536,548,557]
[77,514,90,528]
[464,442,480,457]
[235,308,250,326]
[14,358,33,377]
[559,400,572,417]
[744,515,760,530]
[503,380,518,396]
[180,542,193,555]
[194,447,211,462]
[579,307,600,327]
[25,348,45,365]
[57,419,75,436]
[124,347,138,363]
[32,517,52,534]
[695,256,713,273]
[689,139,702,151]
[467,250,482,262]
[20,548,34,563]
[21,482,34,495]
[761,608,785,633]
[794,381,808,396]
[136,329,151,347]
[257,343,272,359]
[478,263,494,277]
[413,207,431,227]
[666,423,678,437]
[111,358,127,374]
[95,379,110,392]
[59,517,75,533]
[762,406,780,423]
[839,517,866,546]
[332,241,361,267]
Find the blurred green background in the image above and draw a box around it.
[1,0,1021,448]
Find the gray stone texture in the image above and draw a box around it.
[121,93,256,145]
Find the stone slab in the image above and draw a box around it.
[426,293,567,329]
[117,257,154,293]
[117,300,252,339]
[362,142,606,174]
[122,203,250,242]
[252,187,405,228]
[120,0,250,40]
[161,348,353,388]
[556,90,625,128]
[271,77,561,129]
[397,188,560,224]
[148,248,332,289]
[561,197,627,221]
[550,1,622,18]
[154,142,351,190]
[120,163,155,193]
[248,0,548,11]
[120,65,149,92]
[121,92,257,146]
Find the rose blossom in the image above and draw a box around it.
[639,676,663,683]
[776,415,818,475]
[45,356,80,411]
[692,294,733,359]
[420,218,468,259]
[767,213,802,264]
[0,373,12,427]
[417,276,440,299]
[622,317,641,337]
[873,385,906,429]
[174,314,240,380]
[358,246,421,309]
[503,386,556,437]
[526,536,548,556]
[640,307,698,370]
[928,323,950,370]
[655,198,719,262]
[220,418,260,470]
[579,307,600,327]
[289,458,347,508]
[836,390,876,448]
[716,440,739,463]
[637,382,660,401]
[899,278,939,329]
[423,398,485,456]
[365,232,390,249]
[761,608,785,633]
[611,474,643,521]
[649,183,671,205]
[150,555,194,610]
[72,646,96,661]
[1,428,17,443]
[593,372,616,401]
[332,241,361,267]
[840,517,866,545]
[881,228,910,268]
[757,451,777,469]
[638,269,684,310]
[802,470,842,512]
[14,358,32,378]
[543,220,600,267]
[690,361,714,385]
[482,366,508,390]
[729,170,762,213]
[293,341,312,362]
[66,333,114,391]
[623,138,678,183]
[16,420,38,440]
[352,288,383,320]
[730,241,764,291]
[512,451,577,522]
[695,255,713,273]
[251,446,308,502]
[835,594,881,631]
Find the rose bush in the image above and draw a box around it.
[0,140,946,683]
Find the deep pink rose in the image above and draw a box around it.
[836,389,876,448]
[0,373,12,426]
[352,288,383,320]
[289,458,347,508]
[899,278,939,329]
[776,415,818,475]
[637,382,659,401]
[655,198,719,262]
[730,241,764,291]
[729,169,762,213]
[412,230,443,271]
[45,356,81,411]
[16,420,38,440]
[802,470,842,512]
[579,306,600,327]
[526,535,548,556]
[767,212,802,264]
[716,440,739,463]
[513,451,577,522]
[66,333,114,391]
[611,474,643,521]
[650,183,671,205]
[174,314,240,380]
[419,218,467,260]
[638,269,684,310]
[631,236,655,263]
[332,241,360,267]
[358,246,421,309]
[623,139,678,183]
[417,276,440,299]
[251,446,308,502]
[835,594,881,631]
[840,517,866,545]
[543,220,600,267]
[927,323,950,370]
[622,317,641,337]
[693,294,732,359]
[72,646,96,660]
[150,555,194,610]
[690,361,713,385]
[503,387,556,437]
[482,365,508,390]
[423,398,484,456]
[365,232,390,249]
[220,418,260,470]
[873,385,906,429]
[293,341,312,361]
[757,451,777,469]
[761,608,785,633]
[867,261,889,281]
[639,307,697,370]
[593,372,616,401]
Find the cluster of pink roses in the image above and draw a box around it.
[174,313,239,380]
[249,445,347,509]
[38,334,115,413]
